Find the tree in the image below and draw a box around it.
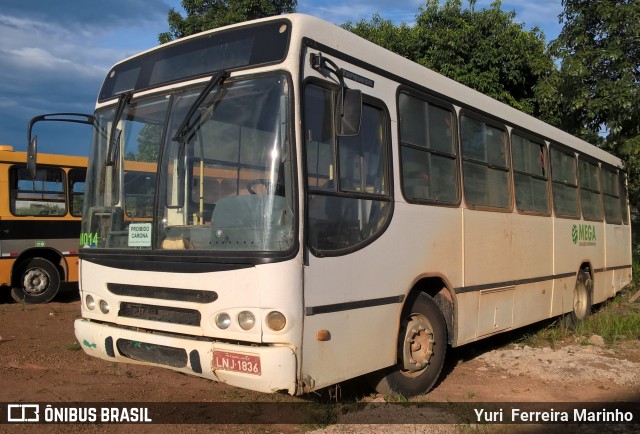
[159,0,297,43]
[549,0,640,212]
[343,0,555,117]
[135,124,162,162]
[342,13,418,62]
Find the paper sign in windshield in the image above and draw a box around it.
[128,223,152,247]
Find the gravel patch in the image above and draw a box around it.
[476,343,640,386]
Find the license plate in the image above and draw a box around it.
[212,350,261,375]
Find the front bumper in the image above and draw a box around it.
[74,318,298,394]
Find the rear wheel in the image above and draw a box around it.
[369,292,447,397]
[11,258,61,304]
[565,269,592,329]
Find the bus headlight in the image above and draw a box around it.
[86,295,96,310]
[266,311,286,331]
[99,300,110,314]
[215,313,231,329]
[238,311,255,330]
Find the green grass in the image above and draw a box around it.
[520,275,640,348]
[67,341,82,351]
[572,301,640,344]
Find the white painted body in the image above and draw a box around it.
[75,14,632,395]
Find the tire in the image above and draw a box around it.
[368,292,447,397]
[11,258,61,304]
[565,269,593,329]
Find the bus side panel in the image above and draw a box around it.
[601,223,633,301]
[593,270,614,304]
[512,281,553,329]
[2,238,80,281]
[66,254,79,283]
[301,204,462,390]
[455,292,480,345]
[510,214,554,329]
[462,211,554,341]
[301,305,400,390]
[463,211,553,286]
[463,210,514,287]
[550,276,575,317]
[0,160,9,218]
[0,257,14,287]
[552,217,604,310]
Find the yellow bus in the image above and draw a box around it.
[0,145,87,303]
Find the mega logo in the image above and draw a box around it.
[572,224,597,245]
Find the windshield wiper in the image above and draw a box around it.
[172,70,229,143]
[106,91,132,166]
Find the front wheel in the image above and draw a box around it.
[368,292,447,397]
[11,258,61,304]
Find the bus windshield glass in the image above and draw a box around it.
[82,74,294,255]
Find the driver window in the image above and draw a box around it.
[304,83,392,254]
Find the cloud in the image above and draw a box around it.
[1,0,170,28]
[0,1,174,153]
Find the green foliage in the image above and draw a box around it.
[343,0,555,117]
[520,284,640,347]
[549,0,640,212]
[135,124,162,163]
[342,13,418,61]
[572,306,640,345]
[67,341,82,351]
[159,0,297,43]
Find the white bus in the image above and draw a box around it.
[62,14,630,396]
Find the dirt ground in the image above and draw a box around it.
[1,286,639,433]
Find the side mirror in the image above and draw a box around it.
[26,112,95,177]
[336,88,362,136]
[27,136,37,179]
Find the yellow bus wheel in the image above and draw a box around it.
[11,258,61,304]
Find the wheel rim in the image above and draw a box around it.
[22,268,50,295]
[401,313,435,376]
[574,282,588,320]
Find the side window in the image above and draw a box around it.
[460,114,510,209]
[305,85,335,191]
[620,173,629,225]
[550,146,579,218]
[398,92,457,204]
[578,158,602,221]
[10,166,66,216]
[68,168,86,217]
[305,83,392,253]
[511,133,549,213]
[602,167,622,224]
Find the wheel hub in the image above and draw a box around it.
[23,268,49,295]
[402,314,435,372]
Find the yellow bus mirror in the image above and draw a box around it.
[27,135,37,179]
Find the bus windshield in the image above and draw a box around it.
[82,74,294,254]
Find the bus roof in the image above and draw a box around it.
[0,146,87,167]
[104,13,623,169]
[287,14,622,169]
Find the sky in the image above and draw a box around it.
[0,0,565,156]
